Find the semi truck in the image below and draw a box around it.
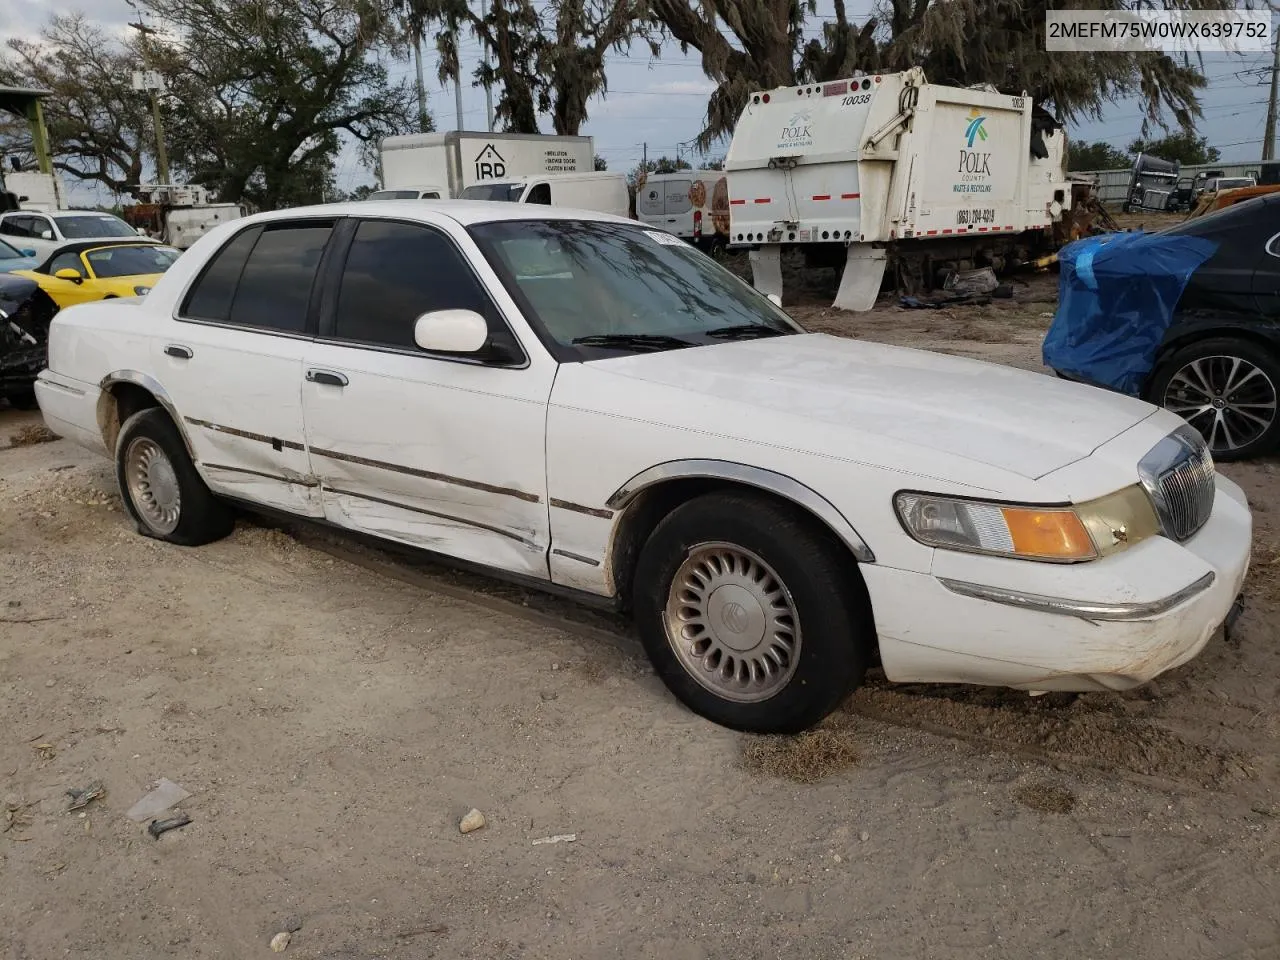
[377,131,595,199]
[725,67,1072,311]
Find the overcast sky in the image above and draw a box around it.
[0,0,1271,204]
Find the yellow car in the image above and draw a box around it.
[13,240,181,308]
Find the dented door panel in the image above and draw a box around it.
[300,341,554,578]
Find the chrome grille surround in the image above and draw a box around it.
[1137,423,1216,543]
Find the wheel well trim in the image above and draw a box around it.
[97,369,196,459]
[605,459,875,563]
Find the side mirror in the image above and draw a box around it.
[39,230,53,240]
[413,309,488,353]
[55,268,83,284]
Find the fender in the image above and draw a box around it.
[97,369,197,459]
[605,458,875,563]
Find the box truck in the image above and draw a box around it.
[378,131,595,199]
[726,67,1071,310]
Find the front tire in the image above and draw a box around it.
[1148,337,1280,460]
[633,492,873,734]
[115,407,234,545]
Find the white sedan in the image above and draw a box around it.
[33,202,1252,733]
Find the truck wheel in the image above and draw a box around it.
[115,408,234,545]
[632,492,873,734]
[1148,337,1280,460]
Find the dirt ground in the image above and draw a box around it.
[3,270,1280,959]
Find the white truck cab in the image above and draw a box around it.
[366,185,446,200]
[459,172,629,219]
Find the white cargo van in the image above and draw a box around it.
[635,171,730,249]
[366,185,446,200]
[460,171,629,218]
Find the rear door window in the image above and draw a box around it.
[664,180,693,215]
[228,222,333,332]
[638,187,664,218]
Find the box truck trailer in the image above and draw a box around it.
[378,131,595,199]
[725,67,1072,310]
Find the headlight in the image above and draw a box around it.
[894,486,1160,562]
[133,285,152,296]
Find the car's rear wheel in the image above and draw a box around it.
[633,492,872,734]
[115,407,234,545]
[1148,337,1280,460]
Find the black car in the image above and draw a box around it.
[0,272,59,409]
[1050,194,1280,461]
[1143,195,1280,459]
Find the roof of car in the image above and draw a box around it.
[236,199,639,229]
[34,238,168,270]
[0,209,129,219]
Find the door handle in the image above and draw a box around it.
[164,344,193,359]
[306,368,348,387]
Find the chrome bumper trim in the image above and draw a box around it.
[938,571,1216,621]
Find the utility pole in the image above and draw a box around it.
[412,31,429,133]
[479,0,494,131]
[1265,30,1280,162]
[129,19,170,185]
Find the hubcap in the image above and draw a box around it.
[662,542,801,703]
[125,437,181,535]
[1163,355,1277,454]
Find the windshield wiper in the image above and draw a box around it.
[702,324,788,341]
[571,333,696,352]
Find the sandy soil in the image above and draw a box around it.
[3,274,1280,959]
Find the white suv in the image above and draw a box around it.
[32,201,1253,733]
[0,209,148,260]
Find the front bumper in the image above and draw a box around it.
[863,474,1252,692]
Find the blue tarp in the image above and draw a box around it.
[1042,231,1219,395]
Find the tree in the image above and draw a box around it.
[646,0,1225,149]
[141,0,419,209]
[1068,140,1130,171]
[346,182,379,200]
[593,154,608,171]
[0,15,154,197]
[404,0,653,135]
[1128,131,1221,166]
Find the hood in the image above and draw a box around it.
[594,333,1157,480]
[0,258,38,274]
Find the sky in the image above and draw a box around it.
[0,0,1273,204]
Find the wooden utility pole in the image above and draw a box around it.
[129,19,171,184]
[1265,31,1280,162]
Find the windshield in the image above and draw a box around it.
[86,245,180,278]
[1217,179,1253,189]
[368,189,426,200]
[468,219,802,355]
[56,214,137,239]
[0,239,25,260]
[460,182,525,202]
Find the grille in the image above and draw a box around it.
[1138,426,1216,542]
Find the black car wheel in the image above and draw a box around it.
[1149,337,1280,460]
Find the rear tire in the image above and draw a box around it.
[1147,337,1280,461]
[115,407,234,545]
[633,492,873,734]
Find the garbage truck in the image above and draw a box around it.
[377,131,595,199]
[724,67,1072,311]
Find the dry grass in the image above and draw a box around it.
[8,424,58,447]
[1012,782,1077,814]
[741,726,860,783]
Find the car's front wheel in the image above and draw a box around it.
[115,407,234,545]
[1148,337,1280,460]
[633,492,873,734]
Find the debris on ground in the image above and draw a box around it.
[33,742,55,761]
[943,266,999,296]
[459,808,486,834]
[741,727,860,783]
[147,812,192,839]
[900,293,992,310]
[530,833,576,845]
[66,782,105,811]
[7,424,57,447]
[126,778,191,823]
[1013,782,1077,814]
[270,931,292,952]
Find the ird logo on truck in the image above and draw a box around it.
[777,110,813,149]
[958,107,992,178]
[475,144,506,180]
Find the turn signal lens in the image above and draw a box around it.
[999,507,1095,560]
